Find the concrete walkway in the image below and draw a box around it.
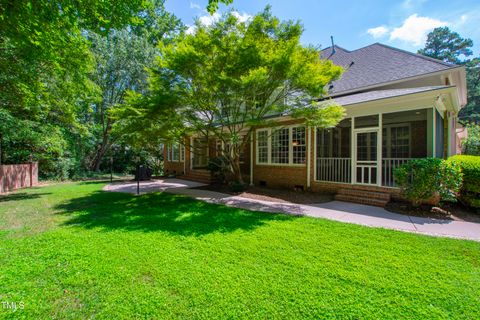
[104,179,480,241]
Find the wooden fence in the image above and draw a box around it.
[0,162,38,194]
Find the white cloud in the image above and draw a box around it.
[198,12,221,26]
[232,11,252,23]
[185,25,196,35]
[367,26,389,39]
[186,12,220,34]
[390,14,448,46]
[186,11,252,35]
[190,2,201,10]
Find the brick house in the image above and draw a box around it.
[163,43,467,206]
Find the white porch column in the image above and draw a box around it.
[306,126,311,188]
[350,117,355,184]
[377,114,383,186]
[432,108,437,157]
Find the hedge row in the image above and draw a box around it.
[394,156,480,210]
[448,155,480,209]
[394,158,462,207]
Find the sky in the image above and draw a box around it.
[164,0,480,56]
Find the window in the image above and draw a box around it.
[180,144,185,162]
[271,128,289,164]
[390,126,410,158]
[292,127,306,164]
[256,126,306,165]
[382,124,410,158]
[257,130,268,164]
[166,143,185,162]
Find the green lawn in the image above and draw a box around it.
[0,182,479,319]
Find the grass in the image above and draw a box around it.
[0,181,479,319]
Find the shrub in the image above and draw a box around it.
[207,156,229,183]
[448,155,480,209]
[394,158,463,206]
[228,181,247,193]
[462,123,480,155]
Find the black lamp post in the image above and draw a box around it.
[135,156,140,195]
[110,156,113,183]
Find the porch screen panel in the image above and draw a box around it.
[316,119,351,183]
[435,109,444,158]
[382,109,428,187]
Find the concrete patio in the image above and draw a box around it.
[103,178,480,241]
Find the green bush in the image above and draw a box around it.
[394,158,463,206]
[207,156,229,183]
[228,181,247,193]
[461,123,480,155]
[448,155,480,209]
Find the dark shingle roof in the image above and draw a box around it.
[321,86,452,107]
[321,43,459,95]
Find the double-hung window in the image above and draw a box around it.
[292,127,306,164]
[271,128,289,164]
[257,130,269,164]
[256,126,306,165]
[166,143,185,162]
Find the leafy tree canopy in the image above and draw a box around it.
[0,0,182,178]
[418,27,473,64]
[126,7,344,182]
[418,27,480,122]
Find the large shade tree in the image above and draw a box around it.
[87,4,181,171]
[418,27,473,64]
[0,0,187,176]
[418,27,480,122]
[130,7,344,183]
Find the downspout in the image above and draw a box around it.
[432,108,436,157]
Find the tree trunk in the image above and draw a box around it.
[90,124,112,172]
[91,142,110,172]
[230,149,244,184]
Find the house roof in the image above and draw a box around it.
[321,43,459,95]
[321,86,453,106]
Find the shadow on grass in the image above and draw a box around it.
[0,192,52,202]
[55,191,293,236]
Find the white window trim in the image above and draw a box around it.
[255,125,307,166]
[166,143,185,163]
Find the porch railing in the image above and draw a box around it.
[316,158,351,183]
[381,158,411,187]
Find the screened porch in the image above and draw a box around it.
[315,108,436,187]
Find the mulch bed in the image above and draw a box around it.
[194,184,334,204]
[385,201,480,223]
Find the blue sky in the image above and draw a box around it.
[165,0,480,56]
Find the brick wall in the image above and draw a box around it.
[252,119,310,190]
[163,142,186,175]
[0,162,38,194]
